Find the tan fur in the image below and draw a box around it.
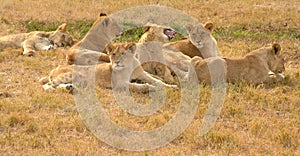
[0,23,74,56]
[41,42,177,93]
[134,42,192,83]
[66,13,122,65]
[138,23,176,43]
[191,43,285,84]
[167,22,219,58]
[134,23,177,82]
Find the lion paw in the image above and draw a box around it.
[168,84,178,90]
[23,50,36,57]
[268,71,276,78]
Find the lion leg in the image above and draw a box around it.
[128,83,155,93]
[22,39,36,56]
[35,40,53,51]
[39,76,49,85]
[143,63,175,83]
[161,66,174,83]
[42,72,73,91]
[133,67,177,89]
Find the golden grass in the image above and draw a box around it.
[0,0,299,155]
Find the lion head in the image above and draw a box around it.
[185,22,219,58]
[138,23,176,43]
[49,23,74,48]
[105,42,137,71]
[249,43,285,79]
[79,13,123,51]
[66,13,123,65]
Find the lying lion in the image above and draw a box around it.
[40,42,177,93]
[0,23,74,56]
[191,43,285,84]
[66,13,122,65]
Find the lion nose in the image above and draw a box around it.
[115,60,120,64]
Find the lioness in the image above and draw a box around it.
[40,42,177,93]
[0,23,74,56]
[135,23,218,83]
[66,13,122,65]
[138,23,176,43]
[134,42,192,82]
[191,43,285,84]
[133,23,179,82]
[167,22,219,58]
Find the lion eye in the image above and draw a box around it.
[112,53,116,56]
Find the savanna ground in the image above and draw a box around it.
[0,0,299,155]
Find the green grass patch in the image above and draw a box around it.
[113,26,185,43]
[114,27,144,43]
[13,20,95,39]
[7,20,298,44]
[213,27,300,42]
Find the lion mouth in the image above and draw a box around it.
[164,28,176,40]
[276,73,285,79]
[113,64,124,70]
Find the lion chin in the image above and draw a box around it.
[113,65,125,71]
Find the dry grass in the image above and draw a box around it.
[0,0,299,155]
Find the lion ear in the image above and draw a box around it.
[126,43,136,53]
[272,43,281,55]
[204,22,214,32]
[57,23,67,32]
[99,12,107,17]
[104,43,114,54]
[142,25,151,33]
[185,24,194,33]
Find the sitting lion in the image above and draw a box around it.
[191,43,285,84]
[66,13,122,65]
[166,22,220,58]
[40,42,177,93]
[0,23,74,56]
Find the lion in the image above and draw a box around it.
[166,22,220,58]
[66,13,122,65]
[191,43,285,84]
[40,42,177,93]
[133,23,178,82]
[135,23,219,83]
[138,23,176,44]
[0,23,74,56]
[134,41,192,83]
